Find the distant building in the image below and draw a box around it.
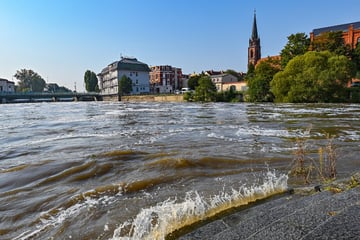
[98,57,150,97]
[181,74,190,88]
[0,78,15,93]
[149,65,182,94]
[248,11,261,68]
[210,74,238,92]
[256,55,281,68]
[310,21,360,49]
[204,70,225,76]
[223,82,248,92]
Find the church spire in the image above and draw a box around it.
[248,10,261,68]
[251,10,259,40]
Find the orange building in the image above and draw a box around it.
[310,21,360,49]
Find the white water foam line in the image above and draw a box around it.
[111,170,288,240]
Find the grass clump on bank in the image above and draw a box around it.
[289,134,337,184]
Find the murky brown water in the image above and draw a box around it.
[0,102,359,239]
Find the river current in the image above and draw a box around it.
[0,102,359,239]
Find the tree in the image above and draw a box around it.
[187,74,202,90]
[193,76,217,102]
[351,43,360,78]
[310,31,351,57]
[280,33,310,68]
[271,51,354,103]
[246,63,255,80]
[119,75,132,95]
[247,57,281,102]
[84,70,99,92]
[14,69,46,92]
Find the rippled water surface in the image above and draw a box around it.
[0,102,359,239]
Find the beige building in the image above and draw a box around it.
[222,82,248,92]
[210,74,239,92]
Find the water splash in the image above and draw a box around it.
[111,170,288,240]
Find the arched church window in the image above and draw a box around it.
[250,49,254,58]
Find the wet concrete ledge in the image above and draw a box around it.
[175,173,360,240]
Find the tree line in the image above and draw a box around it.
[247,31,360,103]
[11,69,101,93]
[13,69,72,93]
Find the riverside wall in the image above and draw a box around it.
[120,95,184,102]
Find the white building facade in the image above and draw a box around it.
[0,78,15,93]
[98,57,150,96]
[210,74,238,92]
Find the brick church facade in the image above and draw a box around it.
[310,21,360,49]
[248,19,360,69]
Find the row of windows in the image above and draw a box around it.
[129,72,138,77]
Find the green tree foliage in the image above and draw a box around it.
[14,69,46,92]
[351,43,360,77]
[280,33,310,68]
[247,58,281,102]
[310,31,351,56]
[246,63,255,80]
[119,75,133,95]
[187,74,202,90]
[84,70,99,92]
[216,87,242,102]
[271,51,354,103]
[193,76,217,102]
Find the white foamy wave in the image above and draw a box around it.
[111,171,288,240]
[236,126,292,138]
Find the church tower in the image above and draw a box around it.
[248,11,261,68]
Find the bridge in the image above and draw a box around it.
[0,92,102,104]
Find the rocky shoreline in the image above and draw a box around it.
[174,173,360,240]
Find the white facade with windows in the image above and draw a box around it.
[98,57,150,96]
[0,78,15,93]
[210,74,238,92]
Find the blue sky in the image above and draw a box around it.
[1,0,359,91]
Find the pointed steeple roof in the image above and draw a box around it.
[251,10,259,40]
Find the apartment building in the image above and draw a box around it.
[98,57,150,97]
[149,65,182,94]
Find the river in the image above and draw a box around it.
[0,102,359,239]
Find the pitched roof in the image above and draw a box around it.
[0,78,14,84]
[99,57,150,75]
[117,57,150,72]
[313,21,360,36]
